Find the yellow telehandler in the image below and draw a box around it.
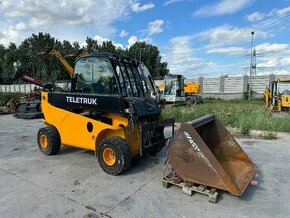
[37,53,256,197]
[264,79,290,112]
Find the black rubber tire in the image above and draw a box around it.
[37,126,61,155]
[186,97,193,106]
[97,136,131,175]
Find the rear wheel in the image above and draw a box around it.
[97,137,131,175]
[37,126,61,155]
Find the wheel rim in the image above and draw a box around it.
[40,135,48,149]
[103,148,116,166]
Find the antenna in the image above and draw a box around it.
[250,31,255,76]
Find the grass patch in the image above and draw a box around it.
[0,92,25,102]
[162,99,290,132]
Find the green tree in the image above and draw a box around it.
[127,41,169,78]
[0,32,169,82]
[85,37,99,53]
[0,44,6,77]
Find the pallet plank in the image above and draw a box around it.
[162,178,219,204]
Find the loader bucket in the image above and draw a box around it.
[168,115,256,196]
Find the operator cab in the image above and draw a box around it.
[162,74,185,103]
[67,53,160,118]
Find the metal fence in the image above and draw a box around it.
[0,82,70,93]
[0,83,40,93]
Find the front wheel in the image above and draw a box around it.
[97,137,131,175]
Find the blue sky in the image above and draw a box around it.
[1,0,290,78]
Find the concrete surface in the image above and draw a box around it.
[0,114,289,218]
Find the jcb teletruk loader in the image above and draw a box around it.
[37,53,256,196]
[37,53,174,175]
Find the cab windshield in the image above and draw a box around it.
[277,82,290,95]
[74,57,118,95]
[164,78,178,96]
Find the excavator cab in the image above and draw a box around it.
[162,75,186,105]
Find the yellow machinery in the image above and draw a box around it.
[158,75,203,107]
[37,53,255,197]
[264,79,290,112]
[159,82,200,95]
[184,82,200,94]
[184,81,203,104]
[37,53,174,175]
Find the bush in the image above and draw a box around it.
[162,100,290,132]
[0,92,25,102]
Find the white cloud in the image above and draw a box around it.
[275,6,290,16]
[128,36,138,47]
[119,29,128,37]
[130,1,154,13]
[245,6,290,35]
[251,43,290,72]
[162,35,214,77]
[0,27,20,46]
[93,35,110,44]
[245,12,265,22]
[164,0,184,6]
[206,47,247,55]
[127,35,153,47]
[197,25,268,47]
[194,0,251,17]
[280,57,290,66]
[257,58,279,68]
[79,34,124,49]
[255,43,289,53]
[257,69,290,76]
[164,0,195,6]
[148,19,164,35]
[0,0,145,46]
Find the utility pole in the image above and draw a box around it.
[250,31,255,77]
[248,31,255,100]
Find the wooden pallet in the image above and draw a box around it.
[162,177,219,203]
